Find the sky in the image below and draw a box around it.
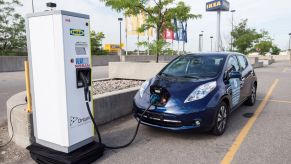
[17,0,291,52]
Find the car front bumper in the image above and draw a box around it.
[133,101,217,131]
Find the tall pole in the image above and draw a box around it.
[31,0,35,13]
[201,31,204,52]
[125,18,128,56]
[147,33,150,56]
[202,34,204,52]
[183,41,185,54]
[210,36,213,52]
[120,21,122,52]
[118,18,123,55]
[230,10,236,51]
[216,11,221,52]
[178,41,180,55]
[172,39,174,55]
[289,33,291,64]
[198,34,201,52]
[198,34,202,52]
[137,34,140,55]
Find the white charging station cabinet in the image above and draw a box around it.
[26,10,93,153]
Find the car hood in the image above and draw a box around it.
[146,75,217,105]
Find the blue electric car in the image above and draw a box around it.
[133,52,257,135]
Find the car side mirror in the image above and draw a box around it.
[229,71,242,79]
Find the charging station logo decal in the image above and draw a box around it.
[70,116,91,128]
[75,58,90,68]
[70,29,85,36]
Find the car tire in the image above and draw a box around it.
[211,102,228,136]
[244,84,256,106]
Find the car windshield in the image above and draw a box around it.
[160,55,226,78]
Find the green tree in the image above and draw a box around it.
[271,45,281,55]
[231,19,262,54]
[90,31,107,55]
[253,31,280,55]
[0,0,26,56]
[138,39,172,55]
[254,41,273,55]
[100,0,201,62]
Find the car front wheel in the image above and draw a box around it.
[212,102,228,136]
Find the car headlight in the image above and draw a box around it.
[139,80,150,98]
[184,81,217,103]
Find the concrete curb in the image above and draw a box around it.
[6,91,34,148]
[93,86,139,125]
[109,62,168,80]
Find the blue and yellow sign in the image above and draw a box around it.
[206,0,230,12]
[70,29,85,36]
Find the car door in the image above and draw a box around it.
[226,56,242,109]
[237,55,253,99]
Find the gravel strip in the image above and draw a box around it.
[92,79,144,95]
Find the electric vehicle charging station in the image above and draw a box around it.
[26,10,104,162]
[25,9,157,163]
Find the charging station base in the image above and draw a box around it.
[27,141,105,164]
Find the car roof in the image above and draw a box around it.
[184,52,245,57]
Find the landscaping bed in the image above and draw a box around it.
[92,79,144,95]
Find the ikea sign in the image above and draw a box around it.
[206,0,230,12]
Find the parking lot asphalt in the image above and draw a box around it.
[94,61,291,164]
[0,66,108,126]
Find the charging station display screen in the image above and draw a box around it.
[75,47,86,55]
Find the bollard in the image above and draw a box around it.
[24,61,32,112]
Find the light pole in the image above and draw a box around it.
[230,10,236,51]
[199,34,203,52]
[210,36,213,52]
[201,31,204,52]
[32,0,35,13]
[118,18,123,54]
[289,33,291,50]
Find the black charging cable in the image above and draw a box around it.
[80,73,102,144]
[104,104,152,149]
[79,72,153,149]
[0,103,27,148]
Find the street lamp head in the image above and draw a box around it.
[199,34,203,36]
[210,36,213,39]
[289,33,291,36]
[46,2,56,8]
[118,18,123,21]
[46,2,56,9]
[231,10,236,12]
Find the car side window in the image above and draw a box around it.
[227,56,240,72]
[237,55,248,71]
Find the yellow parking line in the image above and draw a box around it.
[257,99,291,105]
[221,79,279,164]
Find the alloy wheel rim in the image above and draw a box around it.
[217,106,227,132]
[251,86,256,103]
